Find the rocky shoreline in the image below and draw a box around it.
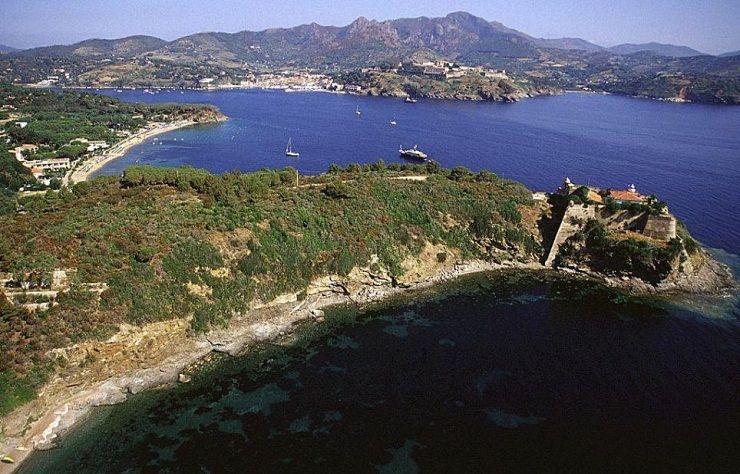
[0,258,534,471]
[0,251,735,472]
[356,85,561,102]
[558,249,737,296]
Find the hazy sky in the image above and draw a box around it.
[1,0,738,54]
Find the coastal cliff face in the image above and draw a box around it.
[543,196,736,295]
[0,165,735,469]
[189,106,228,123]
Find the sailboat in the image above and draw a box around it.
[285,138,300,157]
[355,105,361,116]
[389,117,397,126]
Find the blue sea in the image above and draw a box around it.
[94,89,740,256]
[20,90,738,473]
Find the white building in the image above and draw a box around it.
[10,144,38,160]
[71,138,109,152]
[23,157,70,175]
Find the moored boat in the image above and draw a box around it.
[399,145,427,161]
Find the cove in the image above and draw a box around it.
[20,272,740,472]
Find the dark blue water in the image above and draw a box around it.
[94,90,740,255]
[20,273,740,473]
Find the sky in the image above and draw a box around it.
[0,0,738,55]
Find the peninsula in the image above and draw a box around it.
[0,160,735,469]
[0,84,225,198]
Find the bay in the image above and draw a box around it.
[93,89,740,255]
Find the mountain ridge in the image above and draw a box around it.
[607,42,706,57]
[0,44,20,54]
[10,12,721,60]
[15,35,167,58]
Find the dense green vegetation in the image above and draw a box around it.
[0,152,34,192]
[0,163,537,413]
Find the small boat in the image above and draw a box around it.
[285,138,300,157]
[355,106,361,116]
[404,97,418,103]
[399,145,428,161]
[1,455,15,464]
[389,118,397,126]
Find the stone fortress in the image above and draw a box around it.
[545,177,678,266]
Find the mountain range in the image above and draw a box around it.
[7,12,722,62]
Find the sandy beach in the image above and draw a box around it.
[64,120,199,184]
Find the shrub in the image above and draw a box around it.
[335,247,356,275]
[449,166,473,181]
[346,163,362,174]
[163,239,223,283]
[134,246,156,263]
[682,236,699,254]
[322,181,352,199]
[497,200,522,224]
[425,160,442,174]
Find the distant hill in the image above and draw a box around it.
[0,44,20,54]
[17,35,167,58]
[607,42,705,57]
[534,37,604,52]
[718,50,740,58]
